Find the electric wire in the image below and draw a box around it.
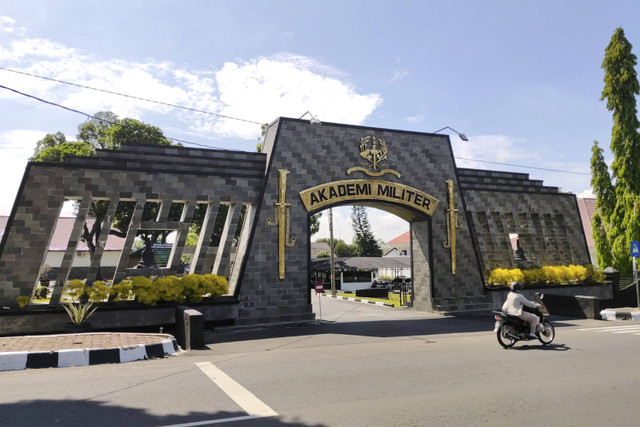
[0,83,241,151]
[0,69,591,176]
[0,66,263,125]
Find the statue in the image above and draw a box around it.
[514,239,527,261]
[136,235,158,269]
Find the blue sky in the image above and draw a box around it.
[0,1,638,243]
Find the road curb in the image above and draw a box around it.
[0,338,179,372]
[321,293,395,308]
[600,309,640,321]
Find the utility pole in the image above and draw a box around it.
[329,207,336,295]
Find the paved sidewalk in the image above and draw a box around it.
[0,332,179,371]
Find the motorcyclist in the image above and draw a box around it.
[502,281,541,338]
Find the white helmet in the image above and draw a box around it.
[509,281,524,292]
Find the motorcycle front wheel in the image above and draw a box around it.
[497,324,517,348]
[537,321,555,345]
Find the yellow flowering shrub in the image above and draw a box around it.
[109,280,134,302]
[488,264,607,287]
[88,281,110,302]
[487,268,523,286]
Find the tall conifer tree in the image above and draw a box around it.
[351,206,382,257]
[592,27,640,273]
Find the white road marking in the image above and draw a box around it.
[577,325,640,333]
[195,361,278,418]
[158,414,263,426]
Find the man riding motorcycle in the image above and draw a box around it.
[502,281,542,338]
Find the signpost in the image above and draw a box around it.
[315,281,324,321]
[632,241,640,308]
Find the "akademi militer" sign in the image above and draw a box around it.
[298,179,439,216]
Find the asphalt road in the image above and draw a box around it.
[1,295,639,426]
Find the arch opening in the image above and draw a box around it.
[308,201,434,312]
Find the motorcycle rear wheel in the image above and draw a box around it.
[537,321,555,345]
[497,324,516,348]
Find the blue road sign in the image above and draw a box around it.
[631,241,640,257]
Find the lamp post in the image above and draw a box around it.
[433,126,469,141]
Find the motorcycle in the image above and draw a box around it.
[493,294,555,348]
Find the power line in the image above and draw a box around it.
[0,67,592,176]
[0,66,264,125]
[455,156,591,176]
[0,83,236,150]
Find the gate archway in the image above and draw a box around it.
[237,118,487,324]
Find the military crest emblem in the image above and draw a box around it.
[347,135,401,178]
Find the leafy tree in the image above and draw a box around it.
[316,251,330,258]
[315,238,359,257]
[310,212,321,236]
[351,206,382,257]
[31,141,95,162]
[32,132,69,158]
[591,27,640,273]
[77,112,172,149]
[31,112,177,278]
[76,111,119,148]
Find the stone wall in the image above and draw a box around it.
[0,144,265,308]
[458,168,591,281]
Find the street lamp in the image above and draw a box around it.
[299,111,322,125]
[433,126,469,141]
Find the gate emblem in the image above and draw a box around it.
[347,136,401,178]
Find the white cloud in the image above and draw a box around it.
[314,206,409,245]
[451,134,592,194]
[0,26,381,142]
[390,70,409,82]
[0,16,26,35]
[405,114,425,123]
[451,134,539,169]
[0,130,46,214]
[212,55,382,139]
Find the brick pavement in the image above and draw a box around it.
[0,332,174,353]
[0,332,180,371]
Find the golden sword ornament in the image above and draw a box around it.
[442,179,463,275]
[266,169,296,279]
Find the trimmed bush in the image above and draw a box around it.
[487,264,606,287]
[33,286,49,300]
[88,281,111,302]
[109,280,134,302]
[62,274,229,307]
[131,276,156,305]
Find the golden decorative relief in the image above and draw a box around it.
[299,179,439,217]
[442,179,463,275]
[346,136,401,178]
[266,169,296,280]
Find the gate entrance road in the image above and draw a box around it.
[1,298,639,426]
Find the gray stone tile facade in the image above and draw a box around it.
[0,118,590,328]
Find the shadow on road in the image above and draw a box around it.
[0,400,325,427]
[207,311,583,345]
[510,343,571,351]
[209,316,493,344]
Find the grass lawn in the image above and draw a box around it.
[334,291,411,308]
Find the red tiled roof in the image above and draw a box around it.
[388,231,410,244]
[1,216,125,252]
[577,198,596,248]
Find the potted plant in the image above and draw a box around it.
[62,301,98,333]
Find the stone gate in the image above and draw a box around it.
[0,117,591,329]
